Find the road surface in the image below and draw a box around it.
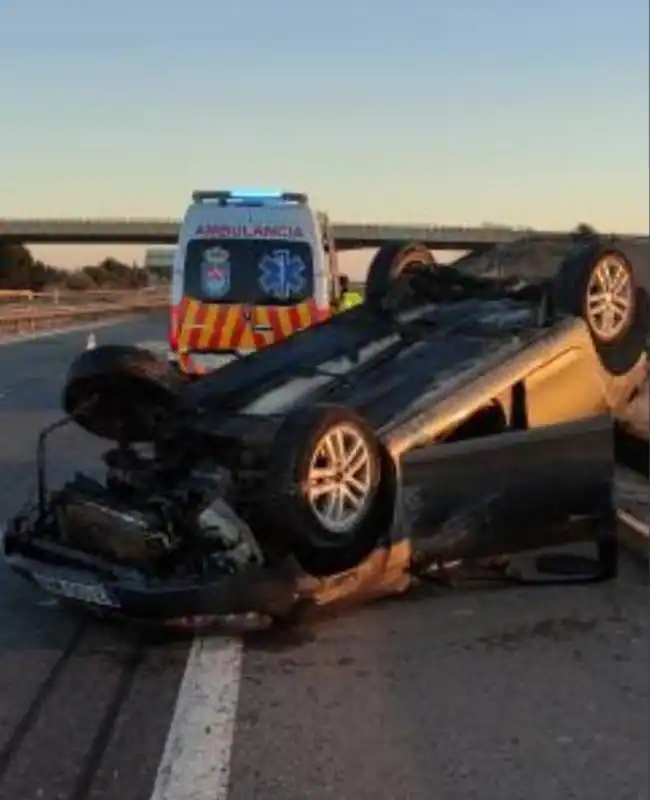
[0,317,646,800]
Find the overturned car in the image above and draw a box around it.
[3,238,648,626]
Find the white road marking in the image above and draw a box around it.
[616,509,649,538]
[614,464,648,545]
[149,636,243,800]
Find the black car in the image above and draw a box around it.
[3,238,646,626]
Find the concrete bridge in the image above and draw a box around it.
[1,218,632,249]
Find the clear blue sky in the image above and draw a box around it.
[0,0,647,267]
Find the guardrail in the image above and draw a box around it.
[0,287,166,306]
[0,289,168,338]
[0,290,36,302]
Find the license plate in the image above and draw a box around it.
[31,573,118,608]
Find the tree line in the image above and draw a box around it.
[0,242,169,292]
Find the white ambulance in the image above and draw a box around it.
[168,189,340,375]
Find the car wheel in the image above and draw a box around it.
[264,404,388,575]
[62,344,184,442]
[553,244,647,375]
[365,242,436,310]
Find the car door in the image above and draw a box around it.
[521,329,610,428]
[399,413,615,563]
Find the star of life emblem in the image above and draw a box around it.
[258,250,306,299]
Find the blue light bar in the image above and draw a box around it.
[191,189,308,205]
[228,189,284,199]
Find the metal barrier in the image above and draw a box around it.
[0,290,168,337]
[0,288,166,306]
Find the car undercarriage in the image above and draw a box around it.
[3,239,646,629]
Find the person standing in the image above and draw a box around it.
[337,274,363,311]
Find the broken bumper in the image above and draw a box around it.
[2,415,621,627]
[2,508,617,630]
[1,512,412,627]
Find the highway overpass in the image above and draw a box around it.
[0,218,636,249]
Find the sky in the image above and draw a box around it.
[0,0,647,271]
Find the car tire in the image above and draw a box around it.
[62,344,185,442]
[365,242,436,310]
[264,404,389,575]
[553,243,647,375]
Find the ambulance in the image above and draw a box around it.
[169,189,340,375]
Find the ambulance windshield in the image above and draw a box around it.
[183,238,314,305]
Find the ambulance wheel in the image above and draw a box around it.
[63,345,184,442]
[365,242,436,310]
[265,404,391,575]
[553,244,647,375]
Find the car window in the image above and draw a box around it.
[183,238,314,305]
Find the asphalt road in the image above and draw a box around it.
[0,317,647,800]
